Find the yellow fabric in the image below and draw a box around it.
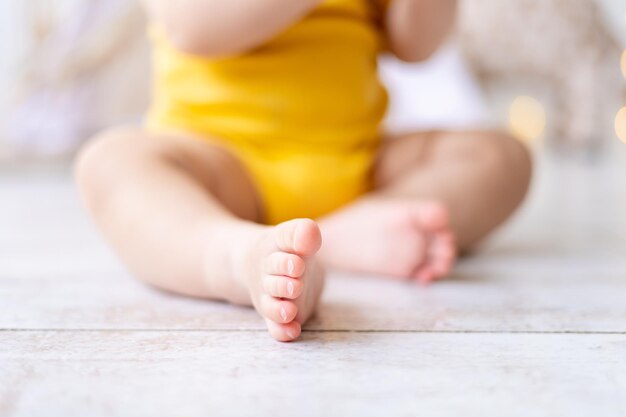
[146,0,388,224]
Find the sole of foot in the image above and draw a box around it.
[319,198,457,283]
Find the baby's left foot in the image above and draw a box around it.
[318,197,456,283]
[238,219,325,342]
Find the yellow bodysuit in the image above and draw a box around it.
[146,0,388,224]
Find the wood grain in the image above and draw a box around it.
[1,331,625,417]
[2,148,626,417]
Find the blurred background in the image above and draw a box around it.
[0,0,624,162]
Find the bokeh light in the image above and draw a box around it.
[508,96,546,143]
[615,107,626,143]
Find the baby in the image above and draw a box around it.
[75,0,531,341]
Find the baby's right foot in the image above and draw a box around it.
[318,197,456,283]
[235,219,325,342]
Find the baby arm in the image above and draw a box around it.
[142,0,322,57]
[384,0,457,62]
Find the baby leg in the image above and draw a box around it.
[376,131,532,248]
[319,130,531,282]
[75,127,324,341]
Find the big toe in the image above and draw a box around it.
[274,218,322,257]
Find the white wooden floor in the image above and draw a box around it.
[1,147,626,416]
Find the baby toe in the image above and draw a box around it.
[265,319,302,342]
[262,275,303,299]
[431,257,453,278]
[429,239,456,277]
[437,231,457,248]
[413,266,436,284]
[431,231,457,256]
[260,295,298,323]
[265,252,305,278]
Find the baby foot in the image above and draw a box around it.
[319,198,456,283]
[239,219,325,342]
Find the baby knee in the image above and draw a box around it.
[499,133,533,189]
[74,130,135,208]
[484,133,533,206]
[474,132,532,183]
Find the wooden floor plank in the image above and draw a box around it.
[1,331,625,417]
[3,265,626,332]
[2,151,626,416]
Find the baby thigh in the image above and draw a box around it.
[76,127,263,222]
[74,127,264,298]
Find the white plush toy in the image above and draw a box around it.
[457,0,625,151]
[0,0,148,160]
